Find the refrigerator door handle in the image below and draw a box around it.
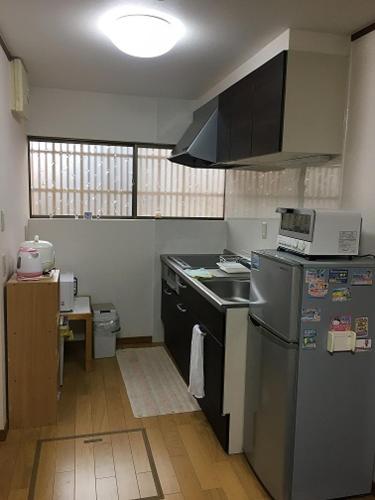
[249,315,260,327]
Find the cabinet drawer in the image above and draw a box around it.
[178,278,225,344]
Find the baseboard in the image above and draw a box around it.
[0,420,9,441]
[116,336,153,349]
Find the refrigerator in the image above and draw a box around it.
[244,249,375,500]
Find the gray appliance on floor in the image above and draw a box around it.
[244,249,375,500]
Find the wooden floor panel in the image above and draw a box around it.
[1,343,374,500]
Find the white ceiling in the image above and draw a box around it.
[1,0,375,99]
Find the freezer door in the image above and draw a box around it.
[250,253,301,342]
[244,317,298,500]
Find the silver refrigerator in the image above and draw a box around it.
[244,249,375,500]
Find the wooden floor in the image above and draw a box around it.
[0,343,374,500]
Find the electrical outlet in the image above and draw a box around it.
[0,209,5,232]
[261,221,268,239]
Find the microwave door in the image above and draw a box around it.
[250,255,301,343]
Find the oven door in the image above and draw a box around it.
[276,208,315,242]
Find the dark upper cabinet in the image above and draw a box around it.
[251,51,287,156]
[217,74,253,163]
[216,51,287,163]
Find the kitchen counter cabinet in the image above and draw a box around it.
[162,280,196,384]
[162,273,245,453]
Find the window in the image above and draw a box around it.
[29,139,225,219]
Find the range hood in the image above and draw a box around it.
[169,98,218,168]
[170,50,348,171]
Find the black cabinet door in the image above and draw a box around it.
[229,73,253,161]
[162,276,229,451]
[174,300,196,384]
[217,74,253,163]
[251,51,287,157]
[217,85,236,163]
[199,329,230,451]
[161,281,179,363]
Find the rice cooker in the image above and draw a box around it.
[20,235,55,272]
[17,247,43,279]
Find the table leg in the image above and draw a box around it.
[85,316,93,371]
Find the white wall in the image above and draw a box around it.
[27,219,227,341]
[0,48,29,431]
[28,87,196,144]
[341,31,375,254]
[197,29,349,108]
[226,218,279,256]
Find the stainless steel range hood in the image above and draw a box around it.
[169,98,218,168]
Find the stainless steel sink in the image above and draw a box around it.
[168,254,224,269]
[202,279,250,303]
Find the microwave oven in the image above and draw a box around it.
[276,208,361,256]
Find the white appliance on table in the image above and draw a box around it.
[276,208,361,256]
[60,272,77,312]
[20,235,55,271]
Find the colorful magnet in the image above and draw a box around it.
[301,308,321,322]
[355,338,372,352]
[351,270,373,286]
[302,329,317,349]
[308,280,329,298]
[355,317,369,338]
[331,287,352,302]
[305,269,327,283]
[330,315,352,332]
[329,269,349,284]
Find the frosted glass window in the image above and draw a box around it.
[137,147,225,218]
[29,140,225,219]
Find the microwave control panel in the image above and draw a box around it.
[277,235,311,255]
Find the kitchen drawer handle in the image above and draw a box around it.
[163,288,172,296]
[176,303,187,313]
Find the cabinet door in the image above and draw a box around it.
[217,86,236,163]
[161,281,196,384]
[251,51,287,156]
[174,301,196,384]
[161,280,177,358]
[229,73,253,161]
[199,329,230,451]
[217,75,253,163]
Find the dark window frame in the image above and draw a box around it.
[28,136,226,220]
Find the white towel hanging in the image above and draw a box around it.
[188,324,205,398]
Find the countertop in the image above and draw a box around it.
[161,254,251,311]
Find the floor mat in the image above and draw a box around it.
[116,347,200,418]
[29,428,163,500]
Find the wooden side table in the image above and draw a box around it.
[63,296,93,371]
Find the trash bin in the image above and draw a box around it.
[93,303,121,358]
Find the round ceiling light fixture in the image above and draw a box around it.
[100,9,185,58]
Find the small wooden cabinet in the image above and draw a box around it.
[6,271,60,428]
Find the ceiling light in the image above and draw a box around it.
[100,10,184,58]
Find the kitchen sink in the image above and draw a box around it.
[168,254,224,269]
[168,253,244,270]
[202,279,250,303]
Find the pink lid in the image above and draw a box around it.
[19,246,38,253]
